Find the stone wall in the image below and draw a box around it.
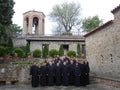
[13,37,27,47]
[30,41,85,55]
[85,8,120,80]
[0,59,38,84]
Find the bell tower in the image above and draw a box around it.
[22,10,45,36]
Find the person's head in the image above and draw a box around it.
[80,60,84,64]
[57,63,60,66]
[63,62,66,65]
[49,61,52,66]
[70,60,73,64]
[43,62,46,66]
[76,62,79,66]
[33,61,38,65]
[84,59,88,64]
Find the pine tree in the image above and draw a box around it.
[42,44,49,58]
[77,43,81,58]
[26,42,30,55]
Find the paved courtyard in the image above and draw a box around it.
[0,83,119,90]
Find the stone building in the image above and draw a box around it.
[13,10,85,56]
[84,5,120,80]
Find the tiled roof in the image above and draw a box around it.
[111,4,120,14]
[84,20,113,37]
[23,10,45,16]
[26,35,85,42]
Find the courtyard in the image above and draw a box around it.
[0,83,119,90]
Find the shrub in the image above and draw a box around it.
[13,48,25,58]
[67,50,76,57]
[62,32,72,35]
[33,49,41,58]
[42,44,49,58]
[59,45,64,56]
[0,46,6,57]
[49,49,59,58]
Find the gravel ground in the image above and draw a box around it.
[0,83,119,90]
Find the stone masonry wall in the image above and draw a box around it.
[85,14,120,80]
[30,41,84,54]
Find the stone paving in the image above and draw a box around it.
[0,83,119,90]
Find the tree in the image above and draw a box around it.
[77,43,81,58]
[7,37,13,48]
[0,0,15,26]
[6,24,22,38]
[6,37,14,54]
[25,42,30,55]
[0,0,15,46]
[49,2,81,33]
[59,45,64,56]
[82,15,103,32]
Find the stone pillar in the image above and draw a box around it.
[28,16,33,34]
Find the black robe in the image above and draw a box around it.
[74,65,81,86]
[69,63,75,85]
[61,64,69,86]
[54,65,62,86]
[30,65,39,87]
[39,65,47,86]
[47,65,55,86]
[79,64,86,86]
[84,62,90,85]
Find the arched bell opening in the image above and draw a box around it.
[32,17,39,34]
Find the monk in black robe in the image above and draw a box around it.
[61,62,69,86]
[74,62,81,86]
[47,62,55,86]
[79,60,86,86]
[69,60,75,85]
[84,60,90,85]
[39,62,47,86]
[30,61,39,87]
[55,62,62,86]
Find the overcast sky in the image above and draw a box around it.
[12,0,120,34]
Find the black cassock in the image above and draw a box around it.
[69,64,75,85]
[79,64,86,86]
[74,65,81,86]
[61,65,69,86]
[54,65,62,86]
[47,65,55,86]
[84,62,90,85]
[40,65,47,86]
[30,65,39,87]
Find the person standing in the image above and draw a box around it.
[47,61,55,86]
[74,62,81,86]
[84,59,90,85]
[69,60,75,85]
[39,62,47,86]
[54,62,62,86]
[30,61,39,87]
[79,60,86,86]
[61,62,69,86]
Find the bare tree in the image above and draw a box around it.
[49,2,82,33]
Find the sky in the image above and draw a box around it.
[12,0,120,34]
